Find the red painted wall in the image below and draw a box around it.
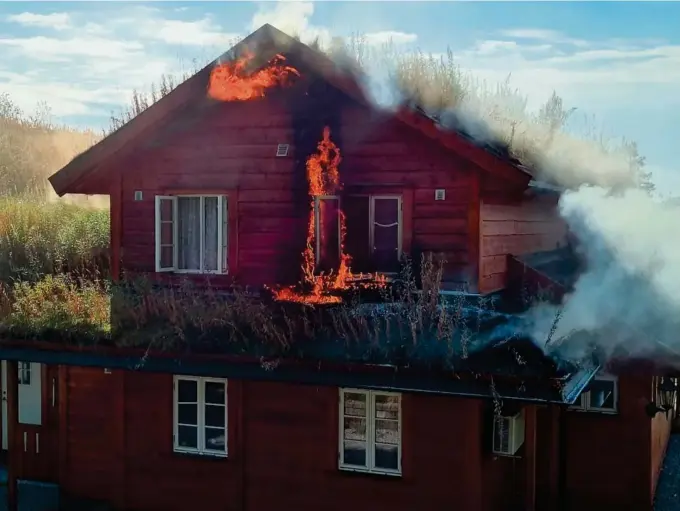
[59,367,495,511]
[563,374,662,511]
[117,86,480,290]
[479,196,568,294]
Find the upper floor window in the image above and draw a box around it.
[571,373,618,414]
[343,195,403,274]
[173,376,228,457]
[155,195,228,273]
[339,388,402,476]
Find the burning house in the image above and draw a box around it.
[0,23,674,511]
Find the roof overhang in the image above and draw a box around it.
[0,342,595,404]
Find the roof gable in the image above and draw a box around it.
[49,24,531,196]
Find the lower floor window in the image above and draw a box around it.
[571,373,618,413]
[173,376,228,456]
[339,388,402,475]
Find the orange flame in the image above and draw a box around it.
[208,52,299,102]
[271,127,387,305]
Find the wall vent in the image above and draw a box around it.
[492,411,525,456]
[434,189,446,201]
[276,144,289,157]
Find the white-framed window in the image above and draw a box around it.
[369,195,402,273]
[173,376,228,457]
[339,388,402,475]
[570,373,618,414]
[155,195,228,274]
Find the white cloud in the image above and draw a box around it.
[499,28,589,47]
[249,0,331,46]
[363,31,417,45]
[133,16,241,47]
[0,35,144,62]
[7,12,71,31]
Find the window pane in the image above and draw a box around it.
[160,199,173,222]
[160,246,174,268]
[343,392,367,417]
[160,221,174,244]
[18,362,31,385]
[373,198,399,226]
[374,444,399,471]
[375,394,399,420]
[343,440,367,467]
[493,417,510,452]
[205,427,226,451]
[178,404,198,425]
[343,417,367,441]
[177,425,198,449]
[178,197,201,271]
[203,196,219,272]
[205,404,225,428]
[589,380,615,409]
[317,198,340,272]
[177,379,197,402]
[205,381,225,405]
[375,419,399,445]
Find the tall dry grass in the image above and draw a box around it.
[0,93,109,282]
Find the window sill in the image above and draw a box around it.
[338,466,402,479]
[568,408,618,415]
[173,449,228,461]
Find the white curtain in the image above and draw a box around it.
[178,197,201,271]
[203,197,219,272]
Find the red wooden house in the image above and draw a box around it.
[0,24,675,511]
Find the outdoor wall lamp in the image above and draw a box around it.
[645,376,678,418]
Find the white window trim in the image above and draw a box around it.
[368,195,403,271]
[338,388,402,476]
[313,195,342,267]
[155,195,228,274]
[570,373,618,414]
[173,375,228,457]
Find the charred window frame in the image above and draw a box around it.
[313,195,342,271]
[570,373,618,414]
[155,195,228,274]
[339,388,402,476]
[173,376,228,457]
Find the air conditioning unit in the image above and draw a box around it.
[492,411,525,456]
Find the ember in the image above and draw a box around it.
[207,52,299,102]
[271,127,388,304]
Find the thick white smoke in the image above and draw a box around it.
[528,185,680,363]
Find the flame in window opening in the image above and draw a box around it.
[271,127,387,305]
[207,53,299,102]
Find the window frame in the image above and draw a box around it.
[313,195,342,268]
[368,195,403,272]
[338,388,402,476]
[155,194,227,274]
[18,361,31,386]
[570,373,618,414]
[172,375,228,458]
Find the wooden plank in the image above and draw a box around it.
[110,174,122,282]
[414,218,468,235]
[468,172,480,293]
[525,405,538,511]
[58,366,69,487]
[7,361,17,511]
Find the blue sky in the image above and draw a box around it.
[1,1,679,194]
